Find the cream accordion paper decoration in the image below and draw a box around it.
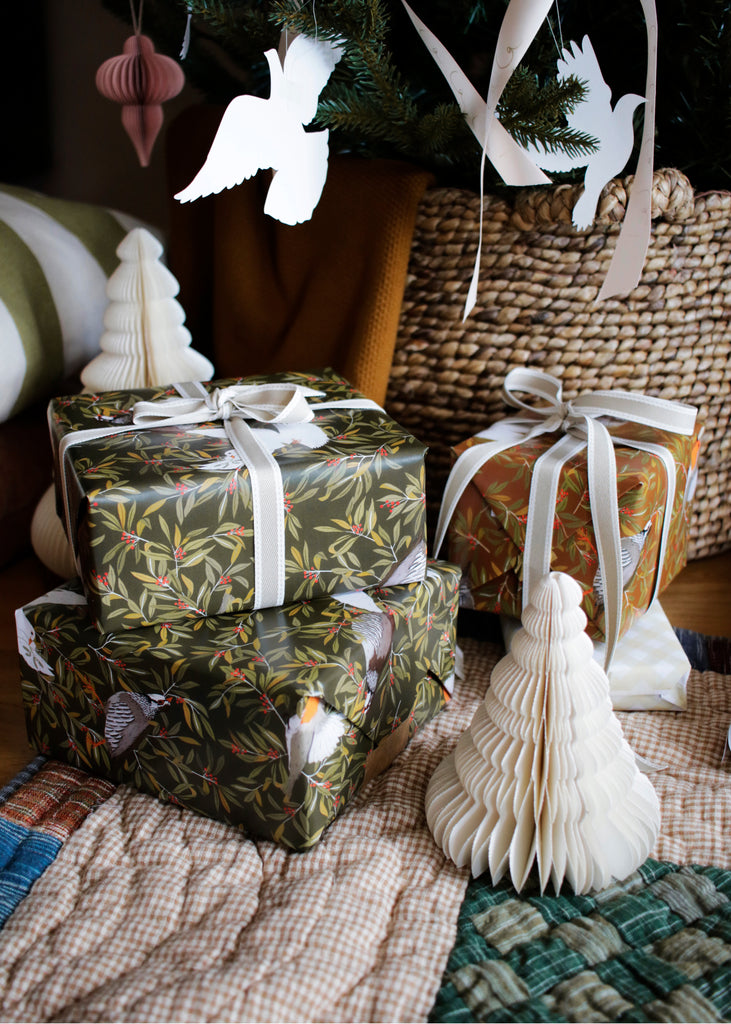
[32,227,213,578]
[80,227,213,391]
[425,571,660,895]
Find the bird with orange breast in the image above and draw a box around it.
[283,695,347,801]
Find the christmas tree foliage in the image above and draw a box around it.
[101,0,731,190]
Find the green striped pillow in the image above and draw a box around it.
[0,185,161,422]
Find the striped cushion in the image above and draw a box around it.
[0,184,160,422]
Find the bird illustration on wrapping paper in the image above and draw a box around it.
[282,602,395,798]
[193,419,330,473]
[350,611,395,707]
[174,33,343,225]
[103,691,169,758]
[380,537,428,588]
[17,590,88,677]
[16,611,55,678]
[592,522,652,608]
[284,695,347,800]
[520,36,645,230]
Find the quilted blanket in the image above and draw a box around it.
[0,632,729,1023]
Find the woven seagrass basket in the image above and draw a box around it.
[385,168,731,561]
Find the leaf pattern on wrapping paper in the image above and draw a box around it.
[448,422,699,640]
[51,370,427,631]
[19,565,460,851]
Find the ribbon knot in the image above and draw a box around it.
[132,382,316,429]
[207,388,239,422]
[436,367,697,669]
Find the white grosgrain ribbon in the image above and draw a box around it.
[56,381,383,612]
[434,367,697,668]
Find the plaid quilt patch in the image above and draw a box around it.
[0,760,114,927]
[430,858,731,1023]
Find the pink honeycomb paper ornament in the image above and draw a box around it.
[96,33,185,167]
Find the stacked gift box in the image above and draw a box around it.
[17,369,460,851]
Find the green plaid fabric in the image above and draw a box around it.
[430,859,731,1023]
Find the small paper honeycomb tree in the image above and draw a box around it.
[81,226,213,391]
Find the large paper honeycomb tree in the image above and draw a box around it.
[425,571,660,895]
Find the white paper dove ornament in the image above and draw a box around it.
[425,571,660,896]
[175,33,343,225]
[521,36,645,229]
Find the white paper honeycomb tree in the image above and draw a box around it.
[425,571,660,895]
[81,227,213,390]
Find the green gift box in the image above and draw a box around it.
[49,369,428,631]
[18,562,459,851]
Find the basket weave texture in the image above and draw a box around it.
[386,168,731,561]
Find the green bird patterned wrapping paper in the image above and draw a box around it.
[448,420,702,643]
[48,369,428,631]
[18,563,459,851]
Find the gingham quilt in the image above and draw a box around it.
[0,633,729,1023]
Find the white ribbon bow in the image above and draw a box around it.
[131,382,316,429]
[56,381,382,613]
[435,367,697,667]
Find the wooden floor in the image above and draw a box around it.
[1,549,730,788]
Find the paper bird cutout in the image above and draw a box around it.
[521,36,645,229]
[175,33,343,224]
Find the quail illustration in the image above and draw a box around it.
[458,573,476,610]
[284,695,347,800]
[104,691,168,758]
[381,538,428,588]
[592,523,652,607]
[350,611,395,702]
[521,36,645,229]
